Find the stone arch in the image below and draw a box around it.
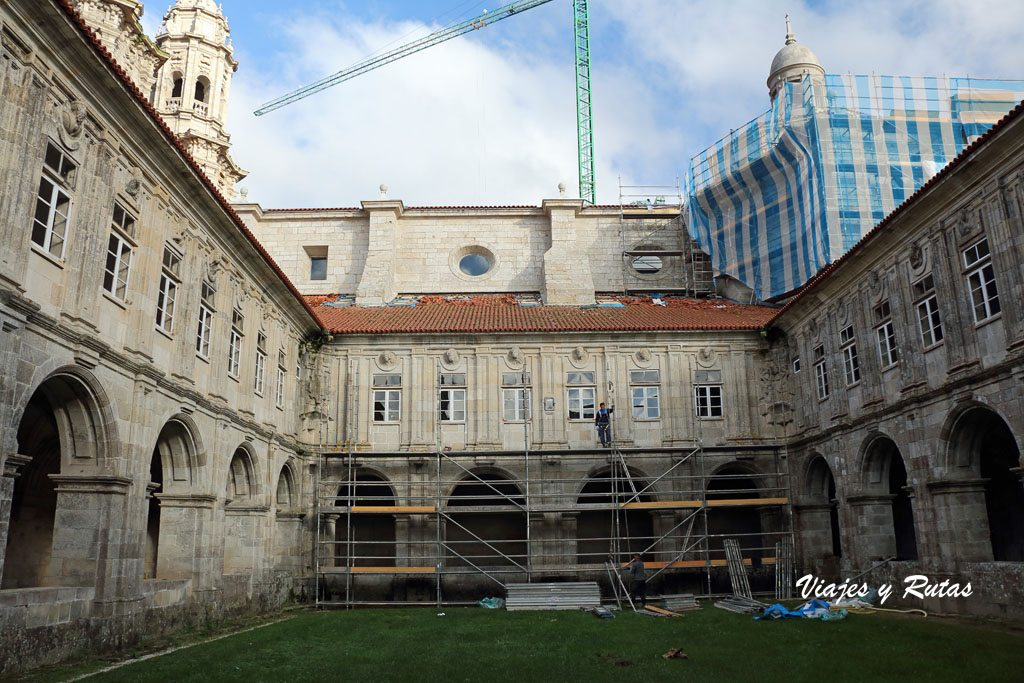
[859,434,917,561]
[330,471,396,568]
[171,72,183,99]
[194,76,209,104]
[8,365,121,473]
[145,418,203,580]
[275,459,298,510]
[225,444,258,506]
[942,405,1024,561]
[802,455,842,559]
[445,469,525,568]
[706,463,769,558]
[575,466,655,564]
[2,368,119,589]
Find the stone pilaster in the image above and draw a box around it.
[0,454,32,582]
[926,479,993,563]
[541,198,594,305]
[355,198,403,305]
[153,493,218,584]
[846,493,897,563]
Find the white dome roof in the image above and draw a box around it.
[767,16,824,97]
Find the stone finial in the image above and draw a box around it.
[558,182,567,197]
[240,187,249,200]
[379,184,388,199]
[785,14,795,45]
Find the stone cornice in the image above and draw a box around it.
[49,474,132,494]
[155,493,218,508]
[925,478,990,494]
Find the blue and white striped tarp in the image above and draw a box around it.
[687,75,1024,299]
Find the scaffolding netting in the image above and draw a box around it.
[687,74,1024,299]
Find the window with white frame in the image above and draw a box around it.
[502,372,531,421]
[813,344,830,400]
[913,274,943,348]
[629,369,660,419]
[103,203,135,300]
[839,325,860,386]
[254,332,267,396]
[963,238,1000,324]
[792,357,801,374]
[694,384,723,418]
[874,300,899,369]
[566,371,595,420]
[276,350,286,408]
[373,374,401,422]
[32,142,76,259]
[439,373,466,422]
[195,281,215,358]
[228,307,244,378]
[155,246,181,334]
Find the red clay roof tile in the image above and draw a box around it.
[307,295,776,334]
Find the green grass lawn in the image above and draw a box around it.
[23,606,1024,682]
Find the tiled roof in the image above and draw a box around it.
[308,294,777,334]
[770,97,1024,323]
[54,0,320,327]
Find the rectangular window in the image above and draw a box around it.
[694,385,723,418]
[103,203,134,300]
[793,357,801,374]
[566,371,595,385]
[32,142,75,259]
[254,332,267,396]
[228,307,243,378]
[913,275,943,347]
[373,374,401,387]
[629,369,660,420]
[502,372,531,421]
[963,239,1000,323]
[839,325,860,386]
[276,351,286,408]
[155,246,181,334]
[195,282,215,358]
[567,387,596,420]
[439,388,466,422]
[813,344,829,400]
[310,257,327,280]
[373,385,401,422]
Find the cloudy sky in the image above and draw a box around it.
[142,0,1024,208]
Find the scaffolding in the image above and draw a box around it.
[618,179,713,297]
[312,360,793,608]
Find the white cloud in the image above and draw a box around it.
[221,1,1024,208]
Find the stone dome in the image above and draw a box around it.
[767,15,824,100]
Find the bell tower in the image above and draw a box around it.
[153,0,247,198]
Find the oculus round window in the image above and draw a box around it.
[632,254,663,274]
[459,253,492,276]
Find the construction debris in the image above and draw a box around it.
[591,606,616,619]
[660,594,700,611]
[775,537,794,599]
[505,582,602,611]
[713,596,769,614]
[662,648,689,660]
[724,539,752,599]
[644,605,682,617]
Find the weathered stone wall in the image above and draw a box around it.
[777,101,1024,615]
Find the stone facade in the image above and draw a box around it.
[70,0,167,97]
[774,105,1024,615]
[2,0,1024,676]
[0,0,317,673]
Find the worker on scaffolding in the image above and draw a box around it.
[627,553,647,608]
[595,402,614,447]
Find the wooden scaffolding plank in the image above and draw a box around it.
[320,566,437,574]
[346,505,436,513]
[621,497,787,510]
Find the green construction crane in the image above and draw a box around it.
[254,0,596,205]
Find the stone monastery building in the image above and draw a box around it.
[1,0,1023,673]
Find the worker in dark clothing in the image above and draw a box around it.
[595,402,614,447]
[628,553,647,607]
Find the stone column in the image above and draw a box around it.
[48,474,132,602]
[320,512,340,568]
[846,494,897,563]
[0,454,31,582]
[926,479,993,563]
[274,510,304,571]
[792,503,834,573]
[154,493,219,585]
[223,505,270,576]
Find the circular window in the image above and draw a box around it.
[632,254,663,274]
[450,245,497,281]
[459,253,492,276]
